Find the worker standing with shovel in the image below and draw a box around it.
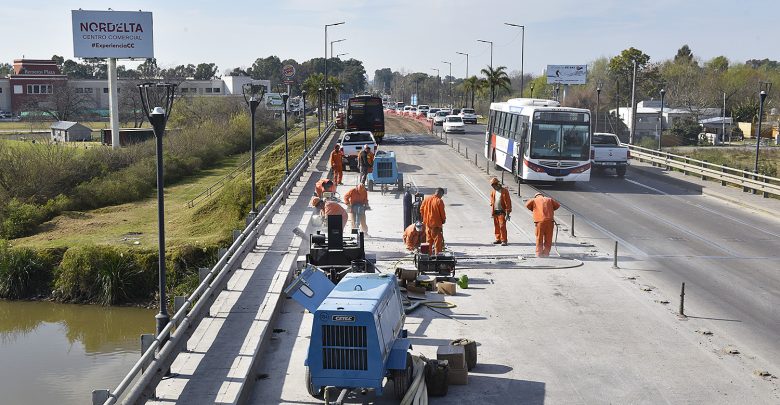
[525,192,560,257]
[489,177,511,246]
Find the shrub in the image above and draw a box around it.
[0,243,53,299]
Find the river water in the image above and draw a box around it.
[0,300,155,405]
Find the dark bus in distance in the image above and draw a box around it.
[346,95,385,142]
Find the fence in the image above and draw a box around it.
[93,123,335,405]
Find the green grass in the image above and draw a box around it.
[666,146,780,177]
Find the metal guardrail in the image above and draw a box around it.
[626,144,780,198]
[94,122,335,405]
[185,134,285,208]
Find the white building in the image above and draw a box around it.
[611,100,722,141]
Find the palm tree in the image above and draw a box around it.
[302,73,324,106]
[480,66,512,102]
[462,76,480,108]
[326,76,344,107]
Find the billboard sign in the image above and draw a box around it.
[546,65,587,84]
[282,64,296,79]
[264,93,285,111]
[72,10,154,58]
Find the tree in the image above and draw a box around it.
[462,76,480,108]
[302,73,324,106]
[137,58,160,79]
[0,63,12,77]
[249,55,282,84]
[674,44,696,65]
[226,67,248,76]
[22,83,91,121]
[669,117,701,146]
[374,68,393,94]
[480,66,511,102]
[194,63,218,80]
[705,56,729,73]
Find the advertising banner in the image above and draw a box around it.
[72,10,154,58]
[546,65,587,84]
[265,93,285,111]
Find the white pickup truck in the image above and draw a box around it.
[591,133,629,177]
[339,131,377,171]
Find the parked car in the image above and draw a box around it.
[458,108,478,124]
[339,131,377,171]
[591,132,629,177]
[433,110,450,126]
[442,115,465,133]
[426,108,441,120]
[417,104,430,115]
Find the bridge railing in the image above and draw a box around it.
[92,122,335,405]
[626,144,780,198]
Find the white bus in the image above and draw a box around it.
[484,98,591,182]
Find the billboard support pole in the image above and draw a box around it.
[108,58,120,149]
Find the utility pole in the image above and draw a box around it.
[629,59,638,145]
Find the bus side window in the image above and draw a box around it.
[488,110,497,133]
[509,115,519,140]
[498,112,507,137]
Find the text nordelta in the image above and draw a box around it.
[79,22,144,33]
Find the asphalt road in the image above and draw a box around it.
[444,122,780,368]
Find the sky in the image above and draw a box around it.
[1,0,778,82]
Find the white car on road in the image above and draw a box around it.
[458,108,478,124]
[433,110,450,126]
[442,115,465,133]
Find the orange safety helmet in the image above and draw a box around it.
[490,177,500,186]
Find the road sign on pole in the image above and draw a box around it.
[282,64,296,80]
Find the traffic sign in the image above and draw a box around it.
[282,64,296,79]
[283,79,295,85]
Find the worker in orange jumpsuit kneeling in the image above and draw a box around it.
[329,144,344,185]
[420,187,446,254]
[344,183,369,234]
[525,192,560,257]
[314,178,336,198]
[489,177,512,246]
[402,221,425,251]
[311,197,348,229]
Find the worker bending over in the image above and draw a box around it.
[344,183,369,234]
[314,178,336,198]
[420,187,446,254]
[329,144,344,185]
[310,197,348,229]
[489,177,511,246]
[525,192,560,257]
[402,221,425,251]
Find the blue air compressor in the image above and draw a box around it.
[284,265,413,400]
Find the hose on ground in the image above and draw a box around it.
[400,355,428,405]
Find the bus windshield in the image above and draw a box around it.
[530,122,590,161]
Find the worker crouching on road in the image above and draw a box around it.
[344,183,369,234]
[525,192,560,257]
[311,196,348,229]
[314,178,336,198]
[489,177,511,246]
[403,221,426,251]
[329,144,344,185]
[420,187,446,254]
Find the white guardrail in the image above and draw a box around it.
[93,122,335,405]
[627,144,780,198]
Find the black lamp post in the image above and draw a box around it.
[659,88,666,151]
[530,83,534,98]
[138,82,177,339]
[317,86,323,135]
[283,93,290,175]
[754,83,771,173]
[595,83,602,133]
[242,82,266,219]
[301,90,308,152]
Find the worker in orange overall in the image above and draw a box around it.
[525,192,560,257]
[402,221,425,251]
[329,144,344,185]
[489,177,512,246]
[420,187,446,253]
[311,196,348,229]
[344,183,369,234]
[314,178,336,198]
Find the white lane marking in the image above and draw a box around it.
[618,179,744,257]
[625,178,780,239]
[459,174,533,239]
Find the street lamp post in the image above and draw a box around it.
[283,93,290,175]
[754,82,772,173]
[317,87,322,136]
[324,21,345,126]
[456,51,469,78]
[337,53,349,59]
[138,82,177,339]
[442,61,452,107]
[301,90,308,152]
[477,39,493,71]
[659,88,666,151]
[330,38,346,61]
[504,23,525,97]
[530,83,534,98]
[431,68,440,106]
[595,83,602,133]
[242,82,266,219]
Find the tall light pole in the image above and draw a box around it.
[317,86,322,135]
[477,39,493,71]
[456,51,469,78]
[629,59,638,145]
[330,38,346,62]
[138,82,176,340]
[659,88,666,151]
[530,83,534,98]
[242,82,266,219]
[301,90,308,152]
[442,61,452,107]
[755,82,772,174]
[431,68,440,106]
[504,23,525,97]
[324,21,345,126]
[595,82,602,133]
[283,93,290,175]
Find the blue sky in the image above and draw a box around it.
[1,0,776,81]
